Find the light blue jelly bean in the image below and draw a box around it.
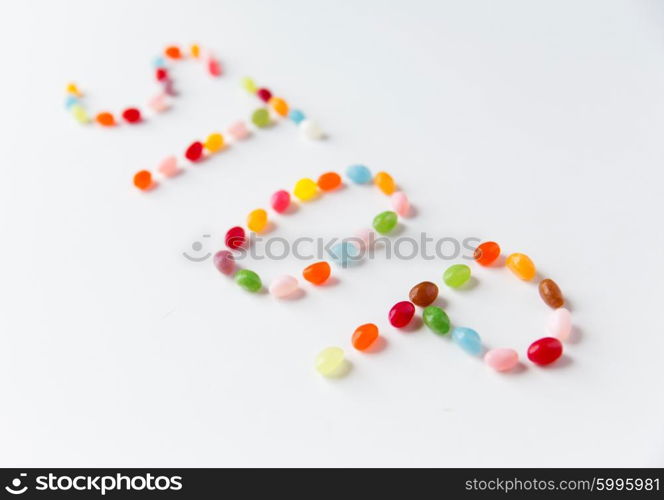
[452,327,483,356]
[328,241,361,268]
[346,164,372,184]
[153,56,167,68]
[288,109,306,124]
[64,95,79,110]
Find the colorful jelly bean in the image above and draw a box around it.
[241,77,257,93]
[269,275,299,298]
[64,95,79,109]
[148,93,169,113]
[157,156,179,178]
[190,44,200,58]
[389,301,415,328]
[213,250,235,275]
[66,82,82,97]
[355,228,375,250]
[423,306,450,335]
[293,178,318,201]
[270,190,291,213]
[270,97,289,116]
[391,191,410,217]
[121,108,141,124]
[443,264,471,288]
[251,108,271,128]
[153,56,166,68]
[302,261,331,285]
[95,112,115,127]
[484,348,519,372]
[185,141,204,162]
[539,278,564,308]
[329,242,360,267]
[235,269,262,292]
[208,58,222,77]
[374,171,396,195]
[70,104,90,124]
[346,164,372,184]
[247,209,268,233]
[299,119,323,140]
[133,170,153,191]
[372,211,398,235]
[474,241,501,266]
[547,308,572,341]
[527,337,563,365]
[204,133,224,153]
[156,68,169,81]
[315,347,345,377]
[409,281,438,307]
[225,226,246,250]
[317,172,342,191]
[352,323,379,351]
[506,253,536,281]
[164,45,182,59]
[228,121,250,140]
[452,327,482,356]
[256,88,272,102]
[289,109,305,124]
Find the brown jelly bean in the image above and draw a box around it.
[539,278,564,308]
[408,281,439,307]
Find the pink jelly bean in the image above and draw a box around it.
[391,191,410,217]
[157,155,179,178]
[547,308,572,341]
[148,93,170,113]
[228,121,250,141]
[213,250,235,275]
[269,275,298,298]
[208,58,222,77]
[271,190,291,213]
[484,348,519,372]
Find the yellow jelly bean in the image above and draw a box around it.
[241,77,257,93]
[190,44,200,58]
[247,209,268,233]
[293,178,318,201]
[506,253,536,281]
[70,104,90,124]
[66,82,82,97]
[374,171,396,195]
[204,132,224,153]
[269,97,289,117]
[315,347,345,377]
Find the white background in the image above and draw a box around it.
[0,0,663,467]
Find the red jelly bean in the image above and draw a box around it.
[156,68,169,81]
[225,226,246,250]
[474,241,501,266]
[122,107,141,123]
[256,88,272,102]
[270,190,291,213]
[388,301,415,328]
[185,141,204,162]
[527,337,563,365]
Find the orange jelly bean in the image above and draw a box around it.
[506,253,536,281]
[269,97,289,117]
[95,112,116,127]
[164,46,182,59]
[302,261,331,285]
[474,241,501,266]
[317,172,342,191]
[133,170,153,191]
[190,44,200,58]
[352,323,379,351]
[374,171,396,195]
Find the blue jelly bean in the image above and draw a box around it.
[328,241,361,267]
[64,95,79,110]
[346,164,372,184]
[153,56,167,68]
[452,327,483,356]
[288,109,306,124]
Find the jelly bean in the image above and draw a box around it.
[121,107,141,124]
[66,82,82,97]
[164,45,182,59]
[474,241,501,266]
[352,323,379,351]
[225,226,246,250]
[506,253,536,281]
[251,108,270,128]
[317,172,342,191]
[269,275,299,298]
[213,250,235,275]
[484,348,519,372]
[389,301,415,328]
[329,242,360,267]
[547,308,572,341]
[163,79,176,96]
[70,104,90,124]
[299,119,323,140]
[190,44,200,58]
[95,112,115,127]
[539,278,564,308]
[256,88,272,102]
[374,171,396,195]
[423,306,450,335]
[409,281,438,307]
[208,58,222,77]
[228,121,250,140]
[452,327,482,356]
[346,164,372,184]
[293,178,318,201]
[372,211,398,235]
[391,191,410,217]
[185,141,204,162]
[289,109,306,124]
[443,264,471,288]
[153,56,167,68]
[270,190,291,213]
[64,95,79,109]
[156,68,168,81]
[148,93,169,113]
[241,77,257,93]
[157,156,179,178]
[270,97,289,116]
[235,269,262,292]
[527,337,563,365]
[302,261,331,285]
[315,347,345,377]
[247,209,268,233]
[133,170,153,191]
[355,228,375,250]
[204,132,224,153]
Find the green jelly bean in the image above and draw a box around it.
[443,264,471,288]
[251,108,270,128]
[235,269,262,292]
[372,210,398,235]
[423,306,450,335]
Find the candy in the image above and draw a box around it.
[270,190,291,213]
[241,77,257,93]
[66,82,82,97]
[270,97,289,116]
[64,95,79,109]
[372,211,398,235]
[484,348,519,372]
[289,109,305,124]
[185,141,204,162]
[228,121,249,140]
[70,104,90,124]
[506,253,536,281]
[163,80,176,96]
[208,58,222,76]
[133,170,153,191]
[235,269,262,292]
[538,278,564,308]
[164,45,182,59]
[423,306,450,335]
[346,164,372,184]
[293,178,318,201]
[547,308,572,341]
[247,209,268,233]
[355,228,375,250]
[374,171,396,195]
[452,327,482,356]
[204,133,224,153]
[121,108,141,123]
[213,250,235,275]
[95,112,115,127]
[389,301,415,328]
[315,347,345,377]
[352,323,379,351]
[153,56,166,68]
[474,241,501,266]
[256,88,272,102]
[391,191,410,217]
[156,68,168,81]
[329,242,360,267]
[269,275,299,298]
[148,93,169,113]
[225,226,246,250]
[443,264,471,288]
[527,337,563,365]
[190,44,200,58]
[157,156,179,178]
[408,281,438,307]
[317,172,342,191]
[302,261,331,285]
[251,108,270,128]
[299,119,323,140]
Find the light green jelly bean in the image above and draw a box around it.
[251,108,270,127]
[443,264,471,288]
[235,269,262,292]
[372,211,398,235]
[423,306,450,335]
